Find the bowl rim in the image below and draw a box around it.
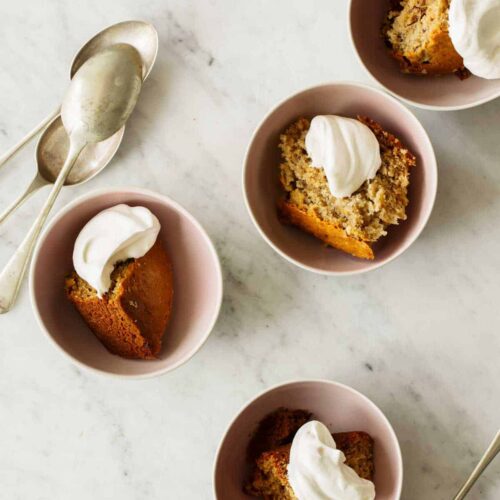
[213,378,404,499]
[242,80,438,276]
[347,0,500,111]
[29,186,224,380]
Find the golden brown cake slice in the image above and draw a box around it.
[278,117,415,260]
[246,434,375,499]
[65,240,174,359]
[383,0,467,77]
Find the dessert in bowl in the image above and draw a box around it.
[244,82,437,275]
[30,188,223,378]
[349,0,500,110]
[65,204,174,360]
[214,380,403,499]
[278,115,415,260]
[245,409,376,499]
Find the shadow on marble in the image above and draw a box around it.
[416,98,500,247]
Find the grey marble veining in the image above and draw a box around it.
[0,1,499,499]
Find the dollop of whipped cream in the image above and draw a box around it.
[305,115,381,198]
[449,0,500,80]
[73,204,161,297]
[288,421,376,500]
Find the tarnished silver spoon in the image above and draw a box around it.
[454,430,500,499]
[0,20,157,170]
[0,116,124,225]
[0,43,143,313]
[0,21,157,224]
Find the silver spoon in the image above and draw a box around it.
[0,43,143,313]
[0,116,124,225]
[454,430,500,499]
[0,21,157,223]
[0,20,157,170]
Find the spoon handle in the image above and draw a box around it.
[0,175,48,226]
[0,138,85,313]
[0,108,59,171]
[454,430,500,500]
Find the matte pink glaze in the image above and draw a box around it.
[29,188,223,378]
[349,0,500,110]
[243,82,437,275]
[214,380,403,499]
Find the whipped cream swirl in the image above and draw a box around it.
[305,115,381,198]
[288,421,376,500]
[73,204,161,297]
[449,0,500,80]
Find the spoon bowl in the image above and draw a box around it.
[0,110,125,226]
[70,20,158,80]
[62,43,142,142]
[37,116,124,185]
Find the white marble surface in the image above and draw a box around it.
[0,1,499,498]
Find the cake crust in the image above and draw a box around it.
[279,200,375,259]
[65,240,174,360]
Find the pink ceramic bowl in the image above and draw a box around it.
[29,188,223,379]
[214,379,403,499]
[243,82,437,275]
[349,0,500,110]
